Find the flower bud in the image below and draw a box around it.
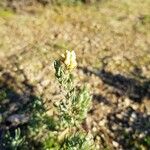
[63,50,77,70]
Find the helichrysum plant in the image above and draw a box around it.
[1,50,96,150]
[43,50,95,149]
[54,50,92,129]
[1,128,26,150]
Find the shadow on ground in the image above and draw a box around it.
[0,56,150,149]
[79,65,150,149]
[0,63,44,149]
[79,66,150,103]
[107,107,150,149]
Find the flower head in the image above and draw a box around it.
[62,50,77,70]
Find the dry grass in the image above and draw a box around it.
[0,0,150,75]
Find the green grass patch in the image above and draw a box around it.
[0,8,14,18]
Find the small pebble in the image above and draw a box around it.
[116,113,123,119]
[125,127,132,133]
[112,124,118,131]
[112,140,119,147]
[7,114,29,125]
[131,112,137,119]
[129,117,134,122]
[131,104,139,110]
[99,119,106,126]
[139,133,145,138]
[124,98,130,106]
[92,127,97,132]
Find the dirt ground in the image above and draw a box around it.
[0,0,150,149]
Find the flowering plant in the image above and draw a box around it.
[62,50,77,70]
[43,50,95,149]
[54,50,91,129]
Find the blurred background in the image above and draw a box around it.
[0,0,150,149]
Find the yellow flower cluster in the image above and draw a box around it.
[62,50,77,70]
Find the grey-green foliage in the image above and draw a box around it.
[0,89,7,101]
[44,132,95,150]
[27,97,46,136]
[27,97,56,138]
[1,57,93,150]
[54,60,91,129]
[2,128,26,150]
[144,135,150,146]
[43,133,61,150]
[43,59,93,149]
[62,132,95,150]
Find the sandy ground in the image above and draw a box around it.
[0,0,150,149]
